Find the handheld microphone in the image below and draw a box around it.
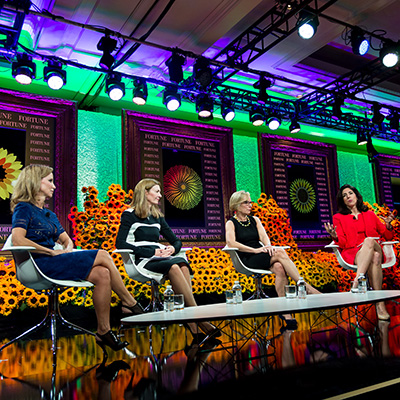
[45,211,50,217]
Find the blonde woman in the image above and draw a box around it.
[11,165,141,351]
[116,178,220,340]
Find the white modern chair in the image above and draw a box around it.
[113,245,191,311]
[0,235,95,360]
[222,246,291,300]
[325,240,398,271]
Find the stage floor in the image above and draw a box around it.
[1,295,400,399]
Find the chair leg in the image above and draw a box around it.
[248,275,269,300]
[144,280,164,312]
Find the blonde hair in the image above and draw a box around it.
[10,164,53,212]
[229,190,250,213]
[130,178,164,219]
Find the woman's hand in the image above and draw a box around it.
[51,248,71,256]
[255,246,276,256]
[163,245,175,256]
[324,222,338,240]
[154,248,170,258]
[382,212,396,230]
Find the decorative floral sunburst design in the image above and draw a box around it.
[164,165,203,210]
[0,148,23,200]
[289,178,316,213]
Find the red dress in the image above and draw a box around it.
[332,211,393,264]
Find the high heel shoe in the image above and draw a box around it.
[96,360,130,382]
[96,330,129,351]
[279,315,298,330]
[121,302,145,317]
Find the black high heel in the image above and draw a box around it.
[121,302,145,317]
[96,330,129,351]
[279,315,298,330]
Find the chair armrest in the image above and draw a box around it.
[2,245,37,252]
[381,241,399,245]
[272,245,290,249]
[325,242,339,249]
[222,246,239,251]
[113,249,134,254]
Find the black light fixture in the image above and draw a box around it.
[356,128,368,145]
[388,111,400,132]
[289,120,301,133]
[253,75,273,104]
[221,99,235,122]
[297,8,319,40]
[380,40,399,68]
[12,53,36,85]
[132,78,148,105]
[97,35,117,70]
[163,86,181,111]
[196,93,213,118]
[371,102,384,125]
[105,73,125,101]
[267,113,281,130]
[249,106,265,126]
[350,27,370,56]
[366,134,378,162]
[44,60,66,90]
[193,57,212,88]
[332,96,344,120]
[166,51,185,83]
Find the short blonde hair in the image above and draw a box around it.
[229,190,250,213]
[10,164,53,212]
[130,178,164,218]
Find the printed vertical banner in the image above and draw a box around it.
[123,111,235,246]
[259,134,339,247]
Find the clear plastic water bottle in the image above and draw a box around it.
[164,285,174,312]
[232,281,243,304]
[297,277,307,299]
[358,274,367,294]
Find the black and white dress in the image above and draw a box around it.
[115,208,191,274]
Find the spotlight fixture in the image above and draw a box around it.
[105,73,125,101]
[221,99,235,122]
[356,128,367,145]
[193,57,212,88]
[366,134,378,162]
[163,87,181,111]
[97,35,117,70]
[12,53,36,85]
[253,75,273,104]
[371,102,384,125]
[380,40,399,68]
[196,93,213,118]
[350,27,370,56]
[289,120,301,134]
[267,113,281,130]
[249,106,265,126]
[44,60,66,90]
[297,8,319,40]
[132,78,148,105]
[332,96,344,120]
[388,111,400,132]
[166,51,185,83]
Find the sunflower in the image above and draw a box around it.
[0,147,23,200]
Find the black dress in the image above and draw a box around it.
[229,216,272,270]
[116,208,191,274]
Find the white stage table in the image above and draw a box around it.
[122,290,400,326]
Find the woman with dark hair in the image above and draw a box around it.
[324,184,395,320]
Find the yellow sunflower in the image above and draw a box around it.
[0,147,23,200]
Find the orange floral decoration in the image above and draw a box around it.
[0,187,399,315]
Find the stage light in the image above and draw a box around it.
[163,87,181,111]
[253,75,273,104]
[371,102,384,125]
[350,27,370,56]
[193,57,212,88]
[132,78,148,105]
[97,35,117,70]
[366,134,378,162]
[12,53,36,85]
[289,120,301,133]
[196,93,213,118]
[332,96,344,120]
[356,128,367,145]
[297,8,319,40]
[44,60,66,90]
[166,51,185,83]
[267,114,281,130]
[388,111,400,132]
[221,99,235,122]
[249,106,265,126]
[380,40,399,68]
[105,74,125,101]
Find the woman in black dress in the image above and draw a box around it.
[116,178,219,339]
[11,165,142,351]
[225,191,320,326]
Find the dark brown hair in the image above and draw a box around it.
[336,184,368,214]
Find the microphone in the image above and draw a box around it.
[45,211,50,217]
[353,216,356,220]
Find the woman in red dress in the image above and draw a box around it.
[324,184,395,320]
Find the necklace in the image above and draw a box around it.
[234,214,251,227]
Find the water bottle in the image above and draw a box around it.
[164,285,174,312]
[358,274,367,294]
[232,281,243,304]
[297,277,307,299]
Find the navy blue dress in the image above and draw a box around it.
[12,202,97,280]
